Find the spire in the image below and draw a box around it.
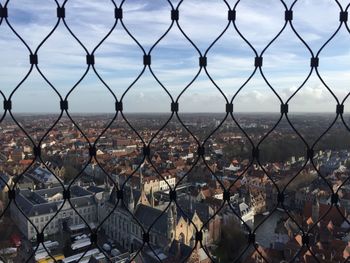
[167,205,174,241]
[117,174,122,189]
[139,163,144,190]
[172,202,177,223]
[104,176,110,192]
[312,195,320,223]
[168,205,173,219]
[128,185,135,213]
[150,187,155,207]
[137,187,150,207]
[187,186,193,212]
[190,194,193,212]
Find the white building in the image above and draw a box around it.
[11,185,97,240]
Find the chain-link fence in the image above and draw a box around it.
[0,0,350,262]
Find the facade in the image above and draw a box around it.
[143,175,176,194]
[101,184,220,254]
[10,185,97,240]
[159,175,176,191]
[248,176,276,214]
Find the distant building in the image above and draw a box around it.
[143,174,176,194]
[239,202,254,228]
[0,173,14,205]
[281,198,349,262]
[9,148,25,162]
[11,185,97,240]
[25,165,62,188]
[101,183,220,255]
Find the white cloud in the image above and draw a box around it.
[0,0,349,112]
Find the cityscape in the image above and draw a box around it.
[0,0,349,262]
[0,113,350,262]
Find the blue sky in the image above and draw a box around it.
[0,0,349,113]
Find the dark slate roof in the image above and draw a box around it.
[86,185,105,194]
[88,256,100,263]
[34,185,91,198]
[15,191,58,216]
[26,166,60,184]
[109,186,141,210]
[21,190,47,204]
[70,185,93,197]
[35,187,64,198]
[168,240,192,261]
[15,175,34,185]
[70,195,95,208]
[176,196,211,223]
[29,203,58,217]
[134,204,168,234]
[14,185,95,217]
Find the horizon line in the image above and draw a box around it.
[4,111,344,115]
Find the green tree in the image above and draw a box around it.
[215,219,247,263]
[63,164,79,183]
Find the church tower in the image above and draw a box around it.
[312,195,319,223]
[172,202,177,224]
[102,177,110,203]
[139,163,144,190]
[167,205,175,242]
[128,185,135,213]
[150,187,155,207]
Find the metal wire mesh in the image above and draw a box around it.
[0,0,350,262]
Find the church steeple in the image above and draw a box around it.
[137,186,150,207]
[128,185,135,213]
[166,203,177,243]
[312,195,320,223]
[139,163,144,190]
[150,187,155,207]
[190,194,193,212]
[172,202,177,223]
[167,205,174,241]
[104,176,110,192]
